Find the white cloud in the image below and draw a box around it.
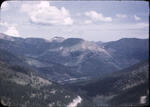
[116,14,127,18]
[101,22,148,30]
[85,11,112,22]
[0,21,9,27]
[21,1,73,25]
[0,21,18,29]
[4,26,20,37]
[1,1,9,10]
[84,20,92,24]
[76,13,81,16]
[134,15,141,21]
[135,23,148,28]
[74,22,148,31]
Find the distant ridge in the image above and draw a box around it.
[0,33,149,83]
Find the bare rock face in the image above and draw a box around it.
[50,36,65,43]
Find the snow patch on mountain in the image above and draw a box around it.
[50,89,57,94]
[140,96,147,104]
[67,96,82,107]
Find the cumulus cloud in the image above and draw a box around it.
[0,21,9,27]
[1,1,9,10]
[84,11,112,22]
[134,15,141,21]
[84,20,92,24]
[116,14,127,18]
[21,1,73,25]
[0,21,17,28]
[76,13,81,16]
[4,26,20,37]
[0,21,20,37]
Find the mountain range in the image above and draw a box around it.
[0,47,92,107]
[0,33,149,106]
[0,33,148,83]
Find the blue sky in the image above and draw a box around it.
[0,0,149,42]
